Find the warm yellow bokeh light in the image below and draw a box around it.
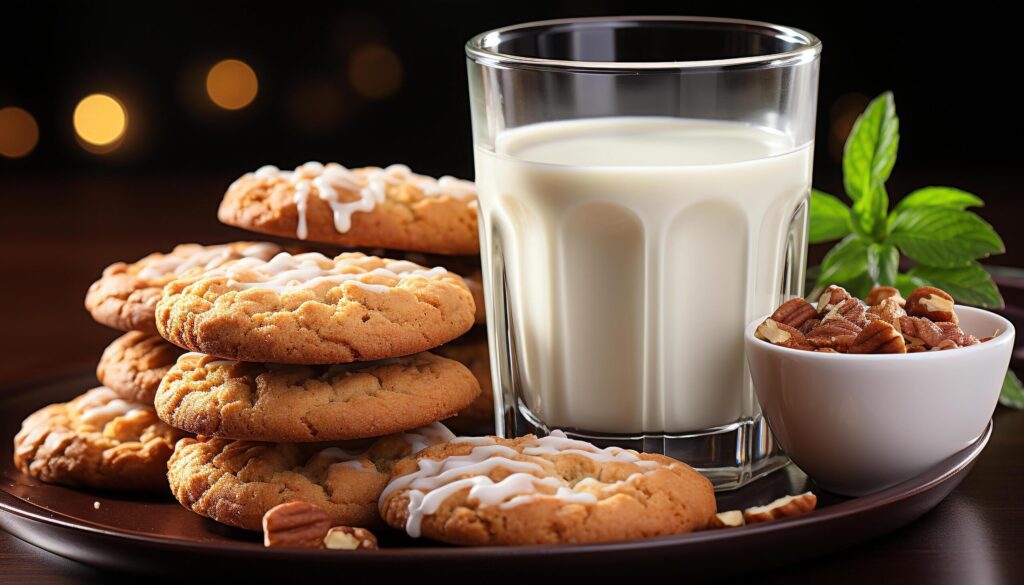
[348,44,403,99]
[206,59,258,110]
[0,107,39,158]
[73,94,127,148]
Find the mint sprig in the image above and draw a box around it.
[809,91,1019,408]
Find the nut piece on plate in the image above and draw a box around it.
[323,526,379,550]
[707,510,745,529]
[262,501,331,548]
[905,286,957,324]
[743,492,817,524]
[770,298,818,329]
[755,319,810,349]
[849,320,907,354]
[866,286,906,307]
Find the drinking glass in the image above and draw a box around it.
[466,16,821,489]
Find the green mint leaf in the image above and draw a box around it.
[1000,369,1024,410]
[843,91,899,202]
[890,207,1004,268]
[894,186,984,213]
[852,182,890,240]
[817,234,869,285]
[866,243,899,286]
[906,262,1004,308]
[809,189,853,243]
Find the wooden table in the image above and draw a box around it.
[2,175,1022,583]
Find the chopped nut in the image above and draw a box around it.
[905,286,957,324]
[817,285,853,314]
[755,319,810,349]
[866,286,906,307]
[849,320,906,354]
[263,501,331,549]
[866,297,906,325]
[707,510,745,529]
[770,298,818,329]
[743,492,817,524]
[323,526,379,550]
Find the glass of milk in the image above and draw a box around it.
[466,16,821,489]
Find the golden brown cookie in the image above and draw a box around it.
[167,423,455,530]
[379,432,716,546]
[156,251,475,364]
[218,162,478,255]
[96,332,184,404]
[156,352,480,441]
[436,329,494,435]
[464,269,485,325]
[13,387,184,491]
[85,242,283,334]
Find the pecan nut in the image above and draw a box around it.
[898,316,970,348]
[865,286,906,307]
[707,510,745,529]
[263,501,331,548]
[323,526,379,550]
[821,298,868,327]
[755,319,811,349]
[770,298,818,329]
[866,297,906,325]
[905,286,957,324]
[816,285,853,314]
[849,320,906,354]
[743,492,817,524]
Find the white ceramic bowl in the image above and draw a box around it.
[745,306,1014,496]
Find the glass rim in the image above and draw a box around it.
[465,15,821,72]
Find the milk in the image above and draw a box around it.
[475,117,812,434]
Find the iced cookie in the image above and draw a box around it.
[156,352,480,441]
[156,251,475,364]
[97,331,184,404]
[167,423,455,530]
[436,329,494,435]
[379,431,716,545]
[218,162,478,255]
[13,387,184,491]
[85,242,283,334]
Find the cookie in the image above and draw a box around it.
[218,162,478,255]
[156,251,475,364]
[400,253,484,324]
[436,329,494,435]
[156,351,481,441]
[97,331,184,404]
[13,387,184,491]
[167,423,455,530]
[85,242,283,334]
[379,431,716,545]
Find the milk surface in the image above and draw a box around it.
[475,117,812,433]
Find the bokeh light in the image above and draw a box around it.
[829,93,870,162]
[288,79,346,133]
[73,94,127,152]
[206,59,258,110]
[348,44,402,99]
[0,107,39,158]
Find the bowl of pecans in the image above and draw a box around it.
[745,284,1015,496]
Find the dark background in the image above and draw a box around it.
[1,2,1022,381]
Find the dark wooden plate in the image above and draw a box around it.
[0,372,991,581]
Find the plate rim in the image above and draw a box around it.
[0,368,992,560]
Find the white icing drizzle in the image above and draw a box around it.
[243,162,476,240]
[135,242,280,280]
[209,251,447,293]
[78,388,143,427]
[381,430,657,538]
[396,422,456,455]
[316,446,371,471]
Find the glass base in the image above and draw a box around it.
[505,407,789,491]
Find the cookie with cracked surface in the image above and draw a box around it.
[85,242,283,334]
[156,351,480,441]
[97,331,184,404]
[218,162,478,255]
[379,431,716,546]
[436,329,494,435]
[156,251,475,364]
[168,423,456,530]
[13,387,184,491]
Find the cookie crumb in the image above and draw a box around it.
[93,501,101,509]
